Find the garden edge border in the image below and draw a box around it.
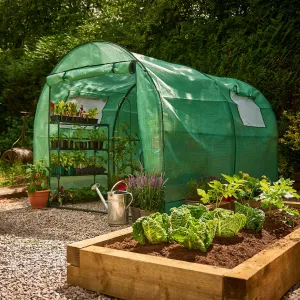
[67,201,300,300]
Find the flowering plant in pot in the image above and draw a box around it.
[126,166,168,222]
[26,159,51,209]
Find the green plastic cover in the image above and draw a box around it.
[34,42,277,210]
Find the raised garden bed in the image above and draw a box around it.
[67,201,300,300]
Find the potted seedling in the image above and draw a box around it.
[50,153,65,176]
[26,159,51,209]
[87,108,99,124]
[50,102,61,122]
[66,102,79,123]
[88,128,106,149]
[85,156,97,175]
[60,152,74,176]
[73,151,86,175]
[59,101,68,122]
[197,174,245,209]
[50,132,59,148]
[74,127,87,149]
[96,156,107,174]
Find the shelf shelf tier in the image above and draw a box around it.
[49,119,110,193]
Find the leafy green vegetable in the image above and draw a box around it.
[170,217,217,251]
[170,207,191,229]
[200,208,246,237]
[197,174,245,208]
[257,178,300,216]
[132,217,147,245]
[235,202,265,231]
[180,204,208,219]
[282,206,300,217]
[141,212,169,244]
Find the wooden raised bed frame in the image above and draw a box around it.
[67,201,300,300]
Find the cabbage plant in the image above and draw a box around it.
[200,208,246,237]
[132,213,169,245]
[235,202,265,231]
[170,217,217,251]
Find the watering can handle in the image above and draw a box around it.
[111,180,127,192]
[110,180,133,210]
[125,192,133,210]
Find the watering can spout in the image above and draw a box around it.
[91,183,108,210]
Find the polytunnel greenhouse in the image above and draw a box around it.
[34,41,278,211]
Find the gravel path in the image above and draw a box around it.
[0,201,125,299]
[0,199,299,299]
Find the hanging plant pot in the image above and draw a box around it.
[28,190,50,209]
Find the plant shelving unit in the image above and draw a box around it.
[49,119,109,209]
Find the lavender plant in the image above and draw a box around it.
[126,167,168,211]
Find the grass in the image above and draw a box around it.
[0,162,27,187]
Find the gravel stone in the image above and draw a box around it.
[0,198,299,299]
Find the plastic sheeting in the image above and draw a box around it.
[34,42,278,211]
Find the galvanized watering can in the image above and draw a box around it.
[92,181,133,226]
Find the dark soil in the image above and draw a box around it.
[105,211,300,269]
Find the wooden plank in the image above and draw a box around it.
[67,227,132,266]
[242,199,300,209]
[67,265,81,286]
[79,246,227,300]
[283,201,300,209]
[223,227,300,300]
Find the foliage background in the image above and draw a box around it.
[0,0,298,174]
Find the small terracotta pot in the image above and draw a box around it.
[185,198,201,205]
[131,207,141,222]
[28,190,50,209]
[140,209,157,217]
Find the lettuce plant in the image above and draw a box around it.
[235,201,265,231]
[200,208,246,237]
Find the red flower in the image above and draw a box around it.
[35,173,39,179]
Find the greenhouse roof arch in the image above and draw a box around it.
[34,41,278,211]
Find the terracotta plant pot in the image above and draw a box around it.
[185,198,201,205]
[140,209,157,217]
[131,207,141,222]
[28,190,50,209]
